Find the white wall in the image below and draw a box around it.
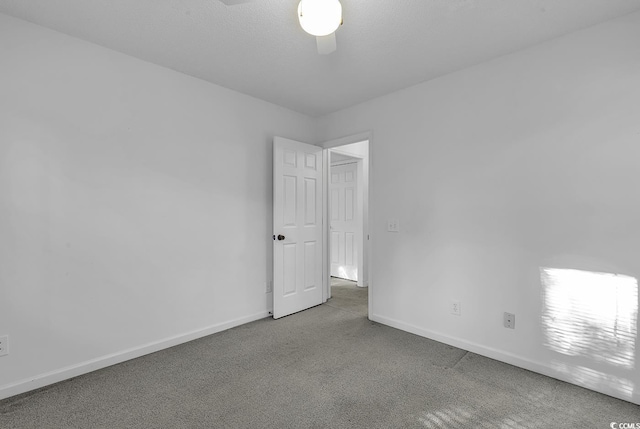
[317,11,640,404]
[0,13,315,399]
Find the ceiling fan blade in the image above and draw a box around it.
[218,0,256,5]
[316,33,337,55]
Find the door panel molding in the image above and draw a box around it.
[273,137,324,319]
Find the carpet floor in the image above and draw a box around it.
[1,281,638,428]
[327,277,368,317]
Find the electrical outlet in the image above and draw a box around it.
[504,312,515,329]
[387,219,400,232]
[451,300,461,316]
[0,335,8,357]
[266,280,273,293]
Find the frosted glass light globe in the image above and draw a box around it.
[298,0,342,37]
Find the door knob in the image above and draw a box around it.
[277,234,285,241]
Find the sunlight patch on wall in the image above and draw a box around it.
[541,267,638,369]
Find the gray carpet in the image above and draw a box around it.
[1,283,638,428]
[327,277,368,317]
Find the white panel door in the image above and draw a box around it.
[330,162,358,281]
[273,137,323,319]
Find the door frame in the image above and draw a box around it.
[321,132,372,318]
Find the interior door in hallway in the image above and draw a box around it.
[330,162,358,281]
[273,137,324,319]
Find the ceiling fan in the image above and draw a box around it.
[218,0,342,55]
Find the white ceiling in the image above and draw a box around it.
[330,151,358,164]
[1,0,639,116]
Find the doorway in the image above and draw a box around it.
[324,138,370,316]
[271,134,371,320]
[329,154,360,282]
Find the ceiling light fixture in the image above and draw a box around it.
[298,0,342,37]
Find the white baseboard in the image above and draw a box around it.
[370,313,640,406]
[0,311,270,401]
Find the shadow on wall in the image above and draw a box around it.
[540,267,638,401]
